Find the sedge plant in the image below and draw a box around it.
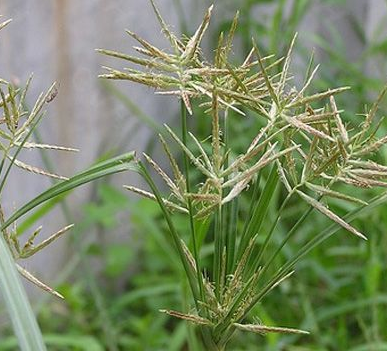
[99,2,387,349]
[0,18,136,351]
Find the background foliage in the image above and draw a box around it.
[1,0,386,350]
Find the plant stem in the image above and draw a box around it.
[262,197,317,274]
[222,109,237,276]
[236,164,278,262]
[139,161,200,302]
[182,281,201,351]
[213,205,223,299]
[247,190,293,277]
[225,198,238,275]
[180,100,205,304]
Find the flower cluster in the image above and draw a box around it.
[99,1,387,238]
[1,18,77,298]
[99,0,387,343]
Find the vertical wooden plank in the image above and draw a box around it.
[365,0,387,83]
[0,0,187,291]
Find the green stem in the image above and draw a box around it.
[236,164,278,262]
[139,161,200,303]
[238,172,261,250]
[180,101,205,304]
[183,281,201,351]
[222,109,237,276]
[33,129,119,351]
[246,191,293,278]
[200,327,221,351]
[213,205,223,299]
[217,192,315,340]
[237,198,323,325]
[261,196,319,274]
[223,109,229,168]
[225,198,238,275]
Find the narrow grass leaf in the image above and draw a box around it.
[0,235,47,351]
[237,165,278,263]
[1,152,136,231]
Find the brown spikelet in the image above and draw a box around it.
[330,96,348,143]
[160,309,212,325]
[363,83,387,131]
[12,159,68,180]
[181,91,193,115]
[124,185,188,213]
[19,142,79,152]
[305,182,367,205]
[143,153,182,200]
[286,86,350,109]
[19,224,74,258]
[285,115,335,142]
[17,264,64,299]
[0,19,12,31]
[296,190,367,240]
[234,323,309,335]
[181,5,214,62]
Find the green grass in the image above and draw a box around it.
[96,0,387,349]
[1,1,386,350]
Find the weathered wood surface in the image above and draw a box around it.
[0,0,386,292]
[0,0,188,293]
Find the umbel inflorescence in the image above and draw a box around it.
[0,18,78,299]
[99,1,387,347]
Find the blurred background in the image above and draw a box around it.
[0,0,386,350]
